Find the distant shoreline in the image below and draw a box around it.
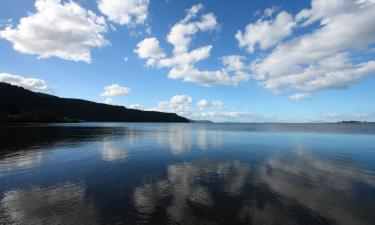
[2,121,375,125]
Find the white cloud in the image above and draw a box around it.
[97,0,149,26]
[101,84,131,97]
[212,100,223,107]
[109,23,117,31]
[156,45,212,69]
[0,18,13,29]
[0,73,48,91]
[182,3,203,23]
[319,111,375,122]
[148,94,284,122]
[288,93,311,101]
[197,99,208,110]
[152,95,193,116]
[134,37,166,63]
[122,93,375,122]
[170,95,193,105]
[296,0,355,26]
[135,4,250,86]
[190,109,375,123]
[262,54,375,93]
[145,26,152,34]
[167,63,250,86]
[248,0,375,95]
[263,6,279,18]
[127,104,144,110]
[194,111,290,123]
[0,0,108,63]
[104,98,113,104]
[236,11,295,53]
[124,57,129,62]
[167,5,217,54]
[221,55,245,72]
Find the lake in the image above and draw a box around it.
[0,123,375,225]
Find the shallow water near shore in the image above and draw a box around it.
[0,123,375,225]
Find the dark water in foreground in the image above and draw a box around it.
[0,123,375,225]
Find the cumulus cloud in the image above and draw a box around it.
[152,95,193,116]
[101,84,130,97]
[104,98,113,104]
[212,100,223,107]
[246,0,375,97]
[261,54,375,93]
[166,6,217,54]
[144,94,291,122]
[221,55,245,72]
[0,0,108,63]
[0,18,13,29]
[151,96,225,119]
[236,11,295,53]
[147,94,290,122]
[182,3,204,23]
[134,37,166,64]
[0,73,48,91]
[295,0,355,26]
[288,93,311,101]
[128,95,196,117]
[134,95,224,118]
[263,6,279,18]
[121,94,375,122]
[97,0,149,26]
[127,104,144,110]
[197,99,208,110]
[135,4,250,86]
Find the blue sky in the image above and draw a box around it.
[0,0,374,122]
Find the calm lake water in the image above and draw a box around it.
[0,123,375,225]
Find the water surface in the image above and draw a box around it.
[0,123,375,225]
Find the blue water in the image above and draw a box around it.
[0,123,375,225]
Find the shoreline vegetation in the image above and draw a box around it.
[0,82,189,123]
[337,120,370,124]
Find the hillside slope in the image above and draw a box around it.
[0,82,189,123]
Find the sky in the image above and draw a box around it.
[0,0,374,122]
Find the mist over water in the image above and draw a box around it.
[0,123,375,225]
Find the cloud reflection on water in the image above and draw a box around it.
[153,125,224,154]
[1,124,375,224]
[101,141,128,162]
[133,148,375,225]
[0,182,98,225]
[257,151,375,225]
[134,161,251,224]
[89,124,224,157]
[0,151,43,177]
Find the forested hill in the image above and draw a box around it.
[0,82,189,123]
